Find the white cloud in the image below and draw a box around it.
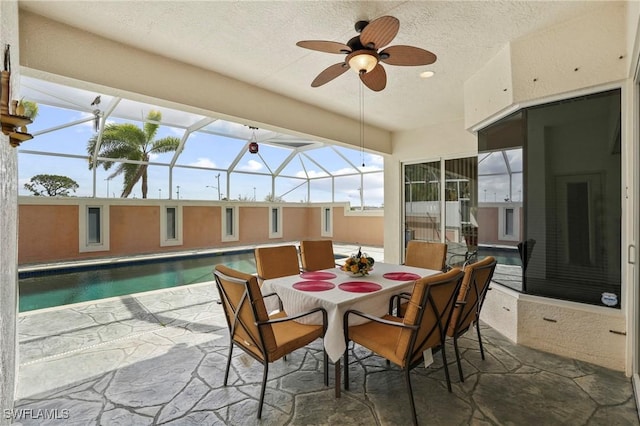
[189,157,216,168]
[295,170,329,178]
[239,159,263,172]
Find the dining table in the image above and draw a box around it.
[261,261,440,396]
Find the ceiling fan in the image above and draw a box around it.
[296,16,437,92]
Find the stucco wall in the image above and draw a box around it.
[18,199,383,265]
[0,2,20,423]
[483,285,626,371]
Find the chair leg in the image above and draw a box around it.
[223,344,233,386]
[476,322,486,360]
[440,345,453,392]
[403,368,418,426]
[257,361,269,419]
[452,336,464,382]
[343,348,350,391]
[324,349,329,386]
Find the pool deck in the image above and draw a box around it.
[13,244,638,425]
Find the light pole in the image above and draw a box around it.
[176,185,180,200]
[158,188,161,199]
[216,173,221,200]
[105,177,111,198]
[253,187,256,201]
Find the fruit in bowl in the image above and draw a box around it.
[341,250,375,276]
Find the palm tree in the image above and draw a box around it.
[87,111,180,198]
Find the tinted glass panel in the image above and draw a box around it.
[88,207,101,244]
[525,89,621,307]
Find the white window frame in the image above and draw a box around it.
[321,206,333,237]
[79,202,110,253]
[498,206,520,241]
[160,204,183,247]
[221,205,239,242]
[268,205,283,239]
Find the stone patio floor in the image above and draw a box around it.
[12,252,640,425]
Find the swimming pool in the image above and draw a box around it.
[18,251,257,312]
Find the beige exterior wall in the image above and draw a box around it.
[483,285,626,371]
[18,198,383,265]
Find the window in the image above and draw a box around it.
[403,157,477,265]
[88,207,101,243]
[321,206,332,237]
[79,203,110,252]
[222,205,239,241]
[497,206,520,242]
[160,205,182,246]
[505,208,514,235]
[269,206,283,239]
[478,89,621,307]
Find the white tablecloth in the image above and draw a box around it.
[261,262,439,362]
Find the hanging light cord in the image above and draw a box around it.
[360,82,365,167]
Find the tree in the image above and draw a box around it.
[264,193,284,202]
[87,111,180,198]
[24,174,79,196]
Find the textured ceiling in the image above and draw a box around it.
[18,1,609,132]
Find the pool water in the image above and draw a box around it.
[19,252,256,312]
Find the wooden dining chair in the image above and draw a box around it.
[344,268,464,426]
[254,245,301,284]
[447,256,497,382]
[213,264,328,419]
[299,240,336,271]
[405,240,448,271]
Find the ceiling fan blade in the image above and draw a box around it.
[380,45,437,66]
[359,16,399,50]
[360,64,386,92]
[296,40,351,54]
[311,62,349,87]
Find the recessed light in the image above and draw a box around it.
[420,71,435,79]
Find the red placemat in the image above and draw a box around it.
[338,281,382,293]
[300,271,337,280]
[383,272,421,281]
[292,281,335,291]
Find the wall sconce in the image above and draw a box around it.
[248,126,259,154]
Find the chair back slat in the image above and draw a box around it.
[214,265,277,359]
[254,245,300,281]
[395,268,464,366]
[405,240,448,271]
[447,256,497,337]
[300,240,335,271]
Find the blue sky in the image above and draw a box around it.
[18,97,384,206]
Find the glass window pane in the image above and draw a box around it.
[524,89,621,307]
[271,208,279,233]
[225,207,234,236]
[166,207,176,240]
[88,207,101,244]
[404,161,441,244]
[444,157,478,266]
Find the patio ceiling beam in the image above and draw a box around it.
[169,117,216,168]
[301,152,331,176]
[273,150,299,176]
[331,146,360,171]
[91,97,121,196]
[32,116,95,137]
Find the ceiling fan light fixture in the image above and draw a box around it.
[347,50,378,74]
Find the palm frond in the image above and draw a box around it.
[150,136,181,154]
[144,111,162,142]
